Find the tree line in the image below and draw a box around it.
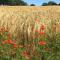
[0,0,60,6]
[31,1,60,6]
[42,1,60,6]
[0,0,28,6]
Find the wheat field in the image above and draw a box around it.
[0,6,60,39]
[0,6,60,60]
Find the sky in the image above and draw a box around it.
[23,0,60,6]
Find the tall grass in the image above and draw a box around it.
[0,6,60,60]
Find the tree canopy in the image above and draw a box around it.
[0,0,28,6]
[30,4,35,6]
[42,1,58,6]
[42,3,48,6]
[48,1,57,5]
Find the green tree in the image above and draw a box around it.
[48,1,57,5]
[0,0,28,6]
[42,3,48,6]
[30,4,35,6]
[42,1,57,6]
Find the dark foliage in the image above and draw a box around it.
[42,3,48,6]
[48,1,57,5]
[30,4,35,6]
[0,0,28,6]
[42,1,58,6]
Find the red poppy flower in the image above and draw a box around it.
[39,31,45,35]
[0,27,5,32]
[38,41,46,45]
[13,42,17,48]
[2,39,13,44]
[22,51,29,57]
[7,39,13,44]
[40,24,45,30]
[2,40,8,44]
[2,41,6,44]
[7,34,11,37]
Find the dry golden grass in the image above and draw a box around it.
[0,6,60,40]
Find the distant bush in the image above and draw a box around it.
[48,1,57,5]
[42,3,48,6]
[30,4,35,6]
[42,1,58,6]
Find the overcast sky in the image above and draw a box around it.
[23,0,60,6]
